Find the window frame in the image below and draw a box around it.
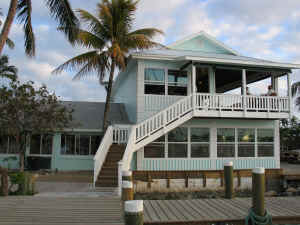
[29,134,53,157]
[144,68,188,96]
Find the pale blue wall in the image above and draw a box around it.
[171,36,233,54]
[0,155,19,170]
[51,133,94,171]
[114,65,137,123]
[141,158,277,170]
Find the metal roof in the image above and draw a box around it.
[62,101,131,130]
[131,49,300,69]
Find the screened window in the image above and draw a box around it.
[168,70,187,96]
[191,128,209,158]
[0,136,9,154]
[144,136,165,158]
[217,128,235,158]
[29,134,53,155]
[238,128,255,142]
[61,134,102,155]
[144,68,165,95]
[168,127,188,158]
[257,129,274,157]
[238,128,255,157]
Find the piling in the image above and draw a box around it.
[122,170,132,181]
[124,200,143,225]
[122,180,134,201]
[224,161,234,199]
[252,167,265,216]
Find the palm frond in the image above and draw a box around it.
[292,81,300,97]
[73,51,110,81]
[17,0,35,57]
[77,9,108,39]
[5,37,15,49]
[52,50,100,75]
[129,28,164,39]
[45,0,79,43]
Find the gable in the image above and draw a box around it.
[167,31,238,55]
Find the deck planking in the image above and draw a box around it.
[144,197,300,224]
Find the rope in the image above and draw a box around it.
[245,207,272,225]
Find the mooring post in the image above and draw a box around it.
[124,200,143,225]
[122,180,134,201]
[224,161,234,199]
[252,167,265,217]
[122,170,132,181]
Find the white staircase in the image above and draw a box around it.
[93,93,290,193]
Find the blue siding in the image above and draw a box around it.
[0,155,19,169]
[142,158,276,171]
[114,65,137,123]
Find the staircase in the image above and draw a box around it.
[95,144,126,187]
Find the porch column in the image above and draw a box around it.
[192,64,196,93]
[209,67,216,94]
[287,73,292,118]
[271,75,279,94]
[242,69,247,114]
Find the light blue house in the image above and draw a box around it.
[1,31,299,190]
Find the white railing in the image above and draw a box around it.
[144,94,184,112]
[136,95,193,142]
[195,93,289,112]
[93,126,114,187]
[113,125,130,144]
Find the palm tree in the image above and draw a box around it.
[0,55,17,82]
[53,0,163,131]
[292,81,300,111]
[0,8,15,50]
[0,0,79,57]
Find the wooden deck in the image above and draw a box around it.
[144,197,300,224]
[0,196,124,225]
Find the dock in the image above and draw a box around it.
[144,197,300,224]
[0,196,124,225]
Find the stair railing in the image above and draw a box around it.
[93,126,114,187]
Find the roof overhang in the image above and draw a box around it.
[179,56,300,70]
[131,53,300,70]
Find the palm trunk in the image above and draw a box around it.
[0,167,9,196]
[0,0,18,55]
[102,59,116,132]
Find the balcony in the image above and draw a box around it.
[143,93,290,121]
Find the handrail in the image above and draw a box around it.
[121,125,136,171]
[93,126,113,187]
[113,125,131,144]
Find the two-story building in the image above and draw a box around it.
[0,31,299,190]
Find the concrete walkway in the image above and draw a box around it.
[0,196,124,225]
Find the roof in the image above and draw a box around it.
[131,48,300,70]
[62,101,131,130]
[167,31,240,55]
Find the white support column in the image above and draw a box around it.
[274,120,280,168]
[136,148,144,170]
[271,75,279,95]
[242,69,247,115]
[287,73,292,118]
[210,127,217,159]
[209,67,216,94]
[192,64,196,93]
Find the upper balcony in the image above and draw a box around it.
[140,63,293,121]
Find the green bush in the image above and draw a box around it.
[9,172,36,195]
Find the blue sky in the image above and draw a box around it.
[1,0,300,116]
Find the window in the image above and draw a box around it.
[0,136,9,154]
[238,128,255,157]
[217,128,235,157]
[191,128,209,158]
[144,136,165,158]
[144,68,165,95]
[0,136,18,154]
[30,134,53,155]
[168,70,187,96]
[257,129,274,157]
[61,134,102,155]
[168,127,188,158]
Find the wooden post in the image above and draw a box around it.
[124,200,143,225]
[252,167,265,217]
[123,171,132,182]
[224,162,234,199]
[122,181,134,201]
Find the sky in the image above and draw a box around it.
[0,0,300,117]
